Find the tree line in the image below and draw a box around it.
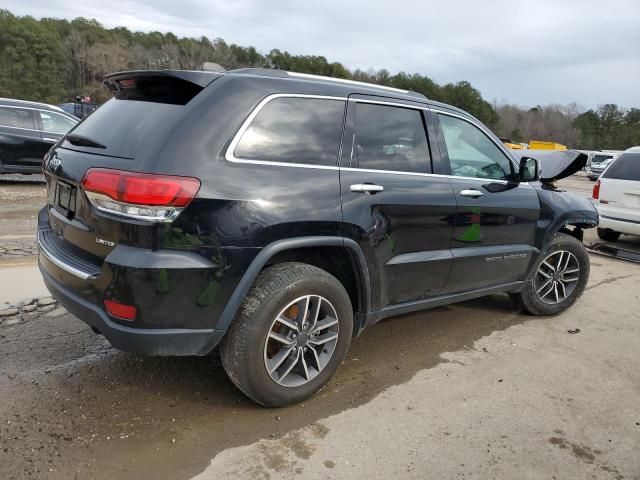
[0,10,637,150]
[495,103,640,150]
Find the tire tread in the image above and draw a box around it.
[512,232,590,316]
[221,262,352,406]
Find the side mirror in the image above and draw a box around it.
[519,156,540,182]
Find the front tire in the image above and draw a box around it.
[221,262,353,407]
[597,228,620,242]
[511,233,590,316]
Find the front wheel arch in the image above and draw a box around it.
[512,232,590,316]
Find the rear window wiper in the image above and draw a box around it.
[65,133,106,149]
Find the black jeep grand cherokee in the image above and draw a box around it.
[38,68,598,406]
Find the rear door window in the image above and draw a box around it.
[353,103,431,174]
[233,97,345,166]
[603,153,640,181]
[0,107,35,130]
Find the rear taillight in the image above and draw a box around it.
[592,179,600,200]
[81,168,200,222]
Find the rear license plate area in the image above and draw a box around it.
[55,180,76,217]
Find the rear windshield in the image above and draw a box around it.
[61,99,184,159]
[603,153,640,181]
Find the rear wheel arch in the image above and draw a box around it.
[216,237,371,336]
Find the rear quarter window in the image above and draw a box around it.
[233,97,345,166]
[603,153,640,181]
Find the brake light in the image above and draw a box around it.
[118,78,136,89]
[81,168,200,222]
[104,299,137,321]
[592,179,600,200]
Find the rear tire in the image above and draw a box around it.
[511,233,590,316]
[597,228,620,242]
[221,262,353,407]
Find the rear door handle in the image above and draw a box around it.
[350,184,384,194]
[43,137,58,143]
[460,189,484,198]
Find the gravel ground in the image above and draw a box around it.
[557,170,596,198]
[0,173,46,184]
[0,174,46,259]
[1,257,638,480]
[0,167,639,480]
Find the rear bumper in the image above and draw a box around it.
[599,215,640,236]
[40,264,225,356]
[36,206,258,355]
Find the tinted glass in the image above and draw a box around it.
[603,153,640,181]
[234,97,345,166]
[0,107,34,129]
[354,103,430,173]
[64,98,185,159]
[438,114,513,180]
[38,111,77,134]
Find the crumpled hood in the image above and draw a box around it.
[510,149,588,182]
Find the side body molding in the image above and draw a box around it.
[215,236,371,333]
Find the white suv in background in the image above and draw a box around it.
[592,147,640,241]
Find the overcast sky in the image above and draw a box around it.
[6,0,640,108]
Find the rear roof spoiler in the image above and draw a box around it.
[104,69,222,90]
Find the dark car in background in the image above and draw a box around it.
[0,98,78,175]
[37,69,598,406]
[57,102,98,119]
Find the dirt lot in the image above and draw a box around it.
[0,171,639,480]
[0,174,44,259]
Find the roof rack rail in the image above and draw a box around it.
[226,69,427,100]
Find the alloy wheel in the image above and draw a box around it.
[534,250,580,304]
[263,295,340,387]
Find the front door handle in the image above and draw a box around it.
[42,137,58,143]
[350,183,384,194]
[460,189,484,198]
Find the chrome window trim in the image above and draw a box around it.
[224,94,529,187]
[340,166,523,185]
[225,93,347,170]
[348,98,428,110]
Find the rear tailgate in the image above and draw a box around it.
[42,70,221,261]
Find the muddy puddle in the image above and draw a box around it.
[0,258,48,304]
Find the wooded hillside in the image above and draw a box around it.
[1,10,637,149]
